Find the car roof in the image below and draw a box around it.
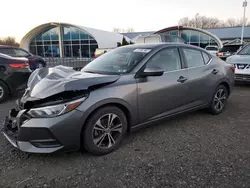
[121,43,207,52]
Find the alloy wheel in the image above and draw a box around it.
[92,113,123,149]
[213,88,227,111]
[0,85,4,99]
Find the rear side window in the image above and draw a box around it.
[183,48,204,68]
[202,52,211,64]
[13,49,29,57]
[0,48,15,56]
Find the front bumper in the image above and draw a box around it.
[2,108,85,153]
[235,74,250,82]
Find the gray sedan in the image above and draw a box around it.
[3,43,235,155]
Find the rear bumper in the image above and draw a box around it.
[2,108,85,153]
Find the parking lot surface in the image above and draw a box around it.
[0,85,250,188]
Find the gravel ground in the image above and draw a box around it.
[0,85,250,188]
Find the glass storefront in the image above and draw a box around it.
[29,26,98,58]
[162,29,220,49]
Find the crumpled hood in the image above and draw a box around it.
[26,65,120,99]
[226,55,250,64]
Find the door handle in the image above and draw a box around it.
[177,76,188,83]
[212,69,219,75]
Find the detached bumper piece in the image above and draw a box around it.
[2,108,63,153]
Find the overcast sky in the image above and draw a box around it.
[1,0,249,41]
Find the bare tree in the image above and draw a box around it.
[179,14,250,28]
[0,37,19,47]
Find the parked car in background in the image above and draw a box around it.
[94,48,113,58]
[205,45,219,55]
[3,43,234,155]
[0,45,46,71]
[135,34,185,44]
[0,53,31,103]
[217,44,243,60]
[226,43,250,82]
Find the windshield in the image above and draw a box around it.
[81,47,151,74]
[238,45,250,55]
[206,47,218,51]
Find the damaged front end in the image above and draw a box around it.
[2,66,120,153]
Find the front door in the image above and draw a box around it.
[136,47,189,123]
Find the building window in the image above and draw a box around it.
[29,26,98,58]
[166,29,220,49]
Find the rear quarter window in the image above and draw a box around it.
[202,52,211,64]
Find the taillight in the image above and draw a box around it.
[217,52,223,56]
[9,62,29,68]
[231,65,235,73]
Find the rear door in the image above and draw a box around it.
[136,47,189,123]
[181,47,216,106]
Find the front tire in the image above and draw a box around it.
[82,106,128,155]
[208,85,229,115]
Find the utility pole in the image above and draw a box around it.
[241,0,247,44]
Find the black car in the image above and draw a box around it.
[217,44,243,61]
[0,53,31,102]
[0,45,46,71]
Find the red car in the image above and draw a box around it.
[0,45,46,71]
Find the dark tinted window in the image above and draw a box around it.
[183,48,204,68]
[13,49,30,57]
[146,48,181,72]
[206,46,218,51]
[202,52,211,64]
[238,44,250,55]
[219,45,242,52]
[0,48,15,56]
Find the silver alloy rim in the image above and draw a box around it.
[213,89,227,111]
[92,113,123,149]
[0,85,4,99]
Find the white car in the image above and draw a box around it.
[226,44,250,82]
[205,45,219,55]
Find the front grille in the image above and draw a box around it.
[236,64,250,70]
[235,74,250,81]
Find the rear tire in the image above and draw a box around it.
[82,106,128,155]
[0,81,9,103]
[208,85,229,115]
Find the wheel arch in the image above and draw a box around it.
[0,79,11,94]
[218,81,231,95]
[80,99,135,135]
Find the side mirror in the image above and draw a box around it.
[139,67,164,77]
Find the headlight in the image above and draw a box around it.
[27,98,86,118]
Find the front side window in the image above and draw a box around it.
[238,44,250,55]
[82,47,150,74]
[183,48,205,68]
[146,48,181,72]
[13,49,30,57]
